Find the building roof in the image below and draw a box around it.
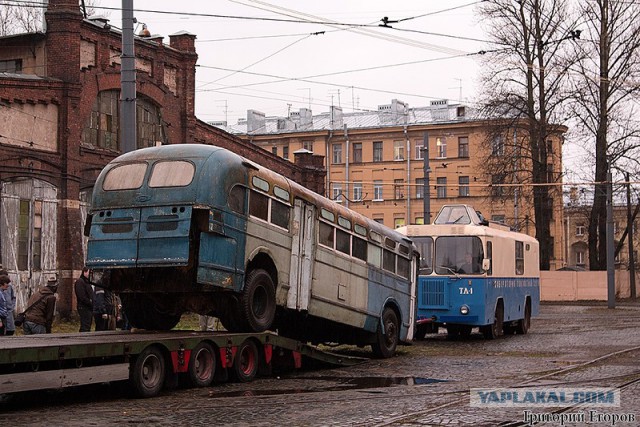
[212,99,477,136]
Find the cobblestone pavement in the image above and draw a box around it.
[1,302,640,426]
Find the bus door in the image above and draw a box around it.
[288,199,316,311]
[137,206,192,265]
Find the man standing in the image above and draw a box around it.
[0,274,16,335]
[23,275,58,335]
[74,267,93,332]
[0,275,11,335]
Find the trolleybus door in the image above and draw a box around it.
[288,199,316,311]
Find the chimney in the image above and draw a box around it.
[330,106,343,129]
[247,110,266,134]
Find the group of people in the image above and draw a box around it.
[75,267,129,332]
[0,266,58,335]
[0,266,128,336]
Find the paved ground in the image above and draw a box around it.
[2,302,640,426]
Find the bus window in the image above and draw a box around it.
[338,216,351,230]
[434,205,470,225]
[149,161,195,188]
[319,222,334,248]
[486,241,493,275]
[336,229,350,255]
[229,185,246,214]
[252,176,269,192]
[354,223,367,237]
[274,186,289,201]
[397,256,410,279]
[249,190,269,221]
[515,241,524,275]
[383,249,395,273]
[434,236,483,275]
[368,243,382,268]
[103,163,147,191]
[321,208,335,222]
[414,237,433,275]
[352,236,367,261]
[271,200,290,230]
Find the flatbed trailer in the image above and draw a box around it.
[0,330,365,398]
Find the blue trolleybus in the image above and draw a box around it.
[397,204,540,339]
[85,144,417,357]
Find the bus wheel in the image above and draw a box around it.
[121,294,181,331]
[482,302,504,340]
[232,339,259,383]
[372,307,399,358]
[131,346,165,398]
[515,301,531,335]
[241,269,276,332]
[188,342,216,387]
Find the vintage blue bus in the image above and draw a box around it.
[85,144,417,357]
[397,204,540,339]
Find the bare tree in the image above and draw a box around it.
[570,0,640,270]
[477,0,579,270]
[0,1,100,36]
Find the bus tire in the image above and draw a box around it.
[515,300,531,335]
[131,346,166,398]
[188,342,216,387]
[372,307,399,358]
[232,339,259,383]
[241,269,276,332]
[482,302,504,340]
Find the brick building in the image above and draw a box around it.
[217,99,567,269]
[0,0,324,316]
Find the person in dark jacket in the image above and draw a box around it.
[93,272,114,331]
[1,273,16,335]
[0,275,11,335]
[74,267,94,332]
[23,276,58,335]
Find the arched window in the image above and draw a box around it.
[81,91,167,150]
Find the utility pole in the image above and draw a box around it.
[121,0,137,153]
[422,132,431,224]
[627,173,637,299]
[606,171,615,309]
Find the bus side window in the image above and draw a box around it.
[271,200,290,230]
[486,241,493,275]
[319,221,334,248]
[249,190,269,221]
[352,236,367,261]
[368,244,382,268]
[229,185,246,214]
[515,241,524,275]
[336,229,350,255]
[397,256,410,279]
[383,249,395,273]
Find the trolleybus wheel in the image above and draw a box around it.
[131,346,166,398]
[188,342,216,387]
[371,307,399,358]
[515,301,531,335]
[232,339,259,383]
[482,302,504,340]
[241,269,276,332]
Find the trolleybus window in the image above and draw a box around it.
[413,237,433,275]
[148,161,195,188]
[103,163,147,190]
[434,236,483,275]
[515,241,524,275]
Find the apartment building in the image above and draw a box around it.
[218,99,567,269]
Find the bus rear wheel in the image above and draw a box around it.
[241,269,276,332]
[371,307,399,358]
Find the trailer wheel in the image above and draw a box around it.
[131,346,166,398]
[188,342,216,387]
[515,300,531,335]
[371,307,399,359]
[232,339,259,383]
[482,301,504,340]
[241,269,276,332]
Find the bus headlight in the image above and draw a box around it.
[460,305,470,315]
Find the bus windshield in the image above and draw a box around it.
[434,236,483,275]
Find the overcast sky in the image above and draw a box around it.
[104,1,488,125]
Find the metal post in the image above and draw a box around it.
[344,124,349,209]
[627,173,637,299]
[422,132,431,224]
[606,172,615,309]
[121,0,137,153]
